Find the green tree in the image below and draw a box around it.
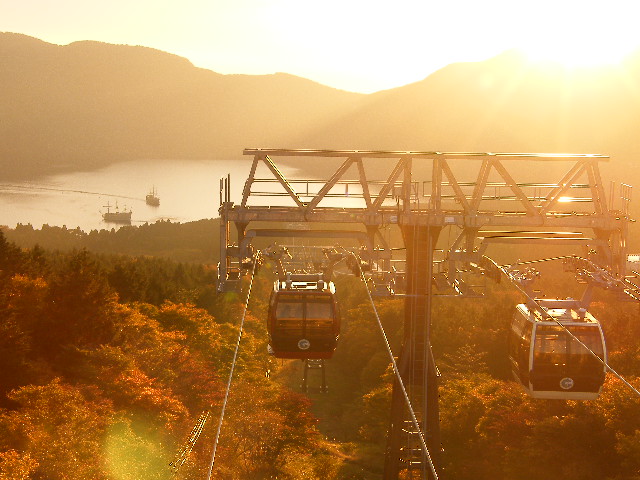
[0,230,25,279]
[37,249,118,357]
[0,275,48,401]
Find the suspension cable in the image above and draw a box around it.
[506,255,578,267]
[206,253,261,480]
[507,254,640,302]
[354,253,440,480]
[409,223,419,416]
[485,256,640,398]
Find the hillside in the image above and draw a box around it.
[0,33,363,179]
[295,49,640,180]
[2,33,640,190]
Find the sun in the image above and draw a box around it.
[519,37,635,69]
[513,2,640,70]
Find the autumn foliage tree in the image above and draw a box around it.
[0,232,327,479]
[2,226,640,480]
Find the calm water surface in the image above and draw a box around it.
[3,158,639,254]
[0,159,266,232]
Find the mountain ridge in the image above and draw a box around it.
[2,32,640,184]
[0,33,363,179]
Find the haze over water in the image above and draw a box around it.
[0,159,259,232]
[0,156,388,234]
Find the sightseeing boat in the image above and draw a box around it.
[146,187,160,206]
[102,202,132,224]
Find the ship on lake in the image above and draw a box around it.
[146,186,160,206]
[102,202,132,224]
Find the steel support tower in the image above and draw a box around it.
[218,149,632,479]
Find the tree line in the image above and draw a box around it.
[4,219,219,264]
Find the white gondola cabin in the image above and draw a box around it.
[267,273,340,359]
[509,301,607,400]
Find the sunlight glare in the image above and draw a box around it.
[520,37,634,69]
[515,1,640,69]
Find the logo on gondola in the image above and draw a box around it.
[298,339,310,350]
[560,377,574,390]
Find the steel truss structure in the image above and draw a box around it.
[217,148,632,480]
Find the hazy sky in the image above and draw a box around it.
[3,0,640,93]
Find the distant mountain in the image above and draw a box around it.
[293,49,640,180]
[0,33,363,179]
[2,32,640,186]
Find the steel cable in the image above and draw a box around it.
[206,253,261,480]
[485,256,640,399]
[353,252,440,480]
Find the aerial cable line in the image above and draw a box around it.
[506,255,579,267]
[506,254,639,301]
[485,256,640,399]
[353,252,440,480]
[205,252,261,480]
[410,223,420,396]
[169,254,261,475]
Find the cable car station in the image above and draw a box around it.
[216,148,636,480]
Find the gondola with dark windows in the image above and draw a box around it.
[509,299,607,400]
[267,272,340,359]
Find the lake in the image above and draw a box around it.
[0,158,270,232]
[3,157,638,252]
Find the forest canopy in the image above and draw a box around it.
[0,228,640,480]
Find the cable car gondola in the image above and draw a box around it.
[267,273,340,359]
[509,301,607,400]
